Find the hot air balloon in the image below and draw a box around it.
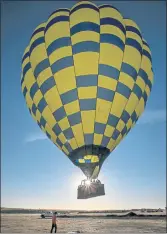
[21,1,153,199]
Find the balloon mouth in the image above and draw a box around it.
[80,164,100,179]
[69,144,110,178]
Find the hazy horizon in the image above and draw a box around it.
[2,206,165,211]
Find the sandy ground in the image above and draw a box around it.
[1,214,166,233]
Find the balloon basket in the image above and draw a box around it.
[77,179,105,199]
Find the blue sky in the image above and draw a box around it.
[1,1,166,210]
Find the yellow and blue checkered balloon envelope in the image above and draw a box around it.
[21,1,153,179]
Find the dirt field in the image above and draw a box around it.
[1,214,166,233]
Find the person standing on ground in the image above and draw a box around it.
[50,212,57,233]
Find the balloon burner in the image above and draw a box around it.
[77,179,105,199]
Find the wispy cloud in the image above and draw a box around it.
[137,109,166,125]
[25,132,48,143]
